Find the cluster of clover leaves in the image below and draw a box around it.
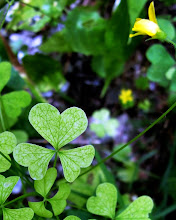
[0,62,154,220]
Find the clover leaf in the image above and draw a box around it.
[13,103,95,182]
[0,131,17,172]
[116,196,154,219]
[28,103,88,150]
[59,145,95,182]
[2,91,31,119]
[13,143,55,180]
[3,208,34,220]
[34,167,57,197]
[0,174,34,220]
[0,62,11,92]
[64,216,81,220]
[28,201,53,218]
[0,175,19,205]
[29,168,70,218]
[87,183,117,219]
[87,183,154,220]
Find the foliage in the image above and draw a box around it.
[0,0,176,219]
[87,183,153,219]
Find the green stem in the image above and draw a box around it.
[166,38,176,49]
[79,99,176,178]
[25,79,46,103]
[0,152,33,187]
[0,151,11,162]
[53,153,57,168]
[2,192,37,207]
[0,95,6,132]
[0,0,14,29]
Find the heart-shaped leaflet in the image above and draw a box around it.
[13,103,95,182]
[87,182,117,219]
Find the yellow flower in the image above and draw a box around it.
[129,1,166,41]
[119,89,133,105]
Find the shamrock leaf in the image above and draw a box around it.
[87,182,117,219]
[0,62,11,92]
[3,208,34,220]
[34,167,57,197]
[116,196,153,220]
[28,201,53,218]
[29,168,70,218]
[0,175,19,205]
[2,91,31,119]
[0,154,11,173]
[48,182,71,216]
[0,131,17,154]
[29,103,88,150]
[14,103,95,181]
[13,143,55,180]
[64,216,81,220]
[59,145,95,182]
[0,131,17,172]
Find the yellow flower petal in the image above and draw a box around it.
[132,19,160,36]
[148,1,157,24]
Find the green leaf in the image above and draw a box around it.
[146,44,175,86]
[7,67,25,90]
[146,44,175,65]
[40,30,72,53]
[12,130,28,144]
[105,0,129,60]
[34,168,57,197]
[2,91,31,118]
[59,145,95,182]
[116,196,153,219]
[57,107,88,148]
[127,0,147,30]
[117,161,139,183]
[158,18,175,40]
[90,108,119,138]
[68,166,107,208]
[22,54,64,92]
[65,7,106,55]
[86,183,117,219]
[48,183,70,216]
[13,143,55,180]
[7,5,50,32]
[29,103,88,150]
[0,131,17,154]
[113,144,131,163]
[3,207,34,220]
[0,175,19,205]
[64,216,81,220]
[28,201,53,218]
[0,62,11,92]
[0,154,11,172]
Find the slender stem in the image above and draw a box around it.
[53,153,57,168]
[0,152,33,187]
[166,38,176,49]
[2,192,37,207]
[0,95,6,132]
[0,151,11,162]
[79,99,176,178]
[56,216,60,220]
[0,0,14,29]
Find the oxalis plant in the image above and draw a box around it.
[1,1,176,220]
